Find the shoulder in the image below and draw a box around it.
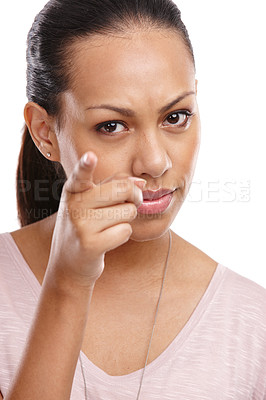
[180,232,266,309]
[215,265,266,338]
[223,266,266,307]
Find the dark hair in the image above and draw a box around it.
[16,0,195,227]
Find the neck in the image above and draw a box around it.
[97,229,172,292]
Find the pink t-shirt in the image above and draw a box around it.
[0,231,265,399]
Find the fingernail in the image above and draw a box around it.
[82,153,90,165]
[128,177,147,184]
[128,177,147,189]
[82,152,96,166]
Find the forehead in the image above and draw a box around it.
[65,29,195,105]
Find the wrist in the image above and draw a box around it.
[42,265,96,301]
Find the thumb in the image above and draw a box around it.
[63,151,98,194]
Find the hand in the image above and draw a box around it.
[46,151,147,289]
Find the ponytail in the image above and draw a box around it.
[16,125,67,227]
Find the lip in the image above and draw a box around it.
[142,188,176,200]
[137,188,177,215]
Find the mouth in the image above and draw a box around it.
[142,188,177,201]
[137,188,177,214]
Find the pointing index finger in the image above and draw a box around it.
[64,151,98,194]
[82,151,97,167]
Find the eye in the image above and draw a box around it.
[95,121,127,135]
[95,110,194,136]
[163,110,194,128]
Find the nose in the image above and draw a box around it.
[131,129,172,179]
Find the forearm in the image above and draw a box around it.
[5,270,95,400]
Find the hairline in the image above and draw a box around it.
[55,24,195,131]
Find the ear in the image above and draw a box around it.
[24,102,61,162]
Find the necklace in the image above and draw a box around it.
[79,229,172,400]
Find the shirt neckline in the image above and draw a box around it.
[80,261,227,384]
[3,231,227,384]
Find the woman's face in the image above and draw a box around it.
[56,29,200,241]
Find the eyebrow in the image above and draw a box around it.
[85,91,195,117]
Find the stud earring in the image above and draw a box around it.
[47,152,51,157]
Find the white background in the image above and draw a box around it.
[0,1,265,287]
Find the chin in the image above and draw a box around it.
[128,194,183,242]
[128,218,173,243]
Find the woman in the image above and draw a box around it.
[0,0,265,399]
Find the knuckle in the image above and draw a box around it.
[123,223,133,235]
[63,178,75,195]
[78,231,97,251]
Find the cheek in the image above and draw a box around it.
[92,154,129,185]
[172,124,201,183]
[188,133,201,165]
[57,115,125,182]
[175,133,200,166]
[185,117,201,164]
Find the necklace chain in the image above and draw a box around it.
[79,229,172,400]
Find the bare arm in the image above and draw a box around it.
[5,274,95,400]
[4,152,144,399]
